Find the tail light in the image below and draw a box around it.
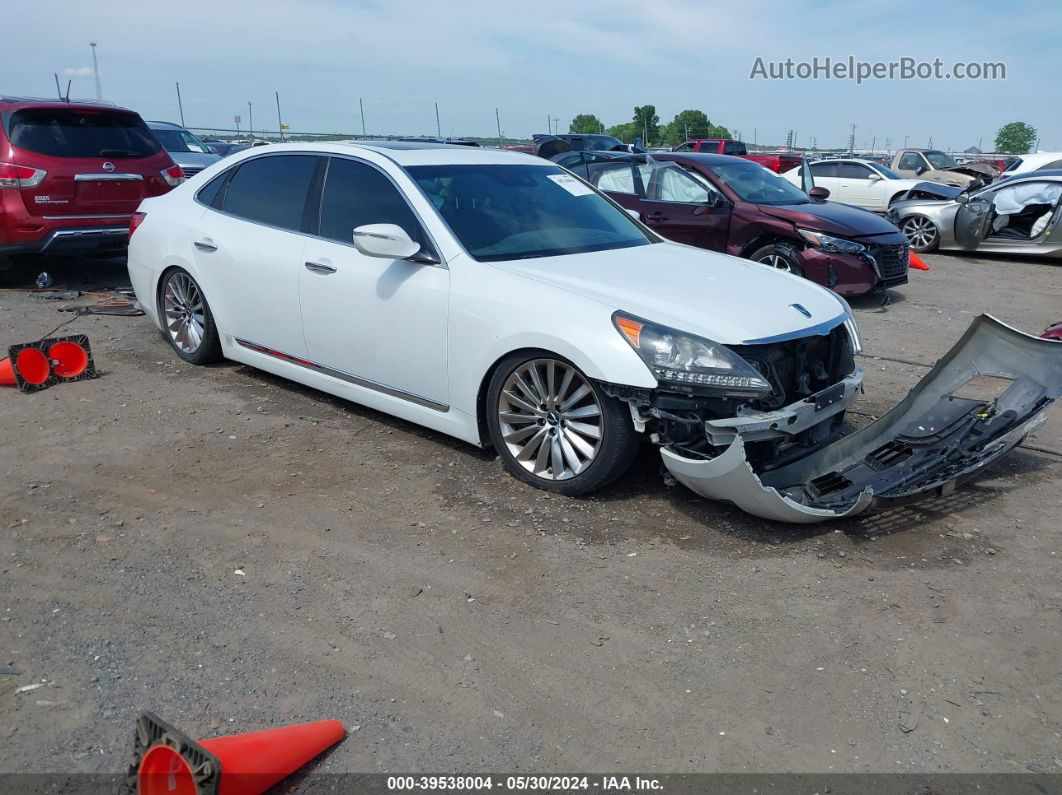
[0,162,47,189]
[129,211,147,238]
[160,164,185,187]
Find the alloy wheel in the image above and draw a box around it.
[901,216,938,249]
[163,272,206,354]
[497,359,603,481]
[758,253,793,272]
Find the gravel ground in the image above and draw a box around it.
[1,251,1060,778]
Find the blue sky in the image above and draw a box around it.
[6,0,1059,150]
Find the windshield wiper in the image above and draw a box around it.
[98,149,146,158]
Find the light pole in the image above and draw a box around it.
[89,42,102,101]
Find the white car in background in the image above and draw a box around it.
[1000,152,1062,176]
[126,142,1059,523]
[782,159,954,212]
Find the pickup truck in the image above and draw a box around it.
[888,148,998,189]
[672,139,802,173]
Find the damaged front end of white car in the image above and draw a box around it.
[607,313,1062,524]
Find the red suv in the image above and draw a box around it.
[1,96,182,271]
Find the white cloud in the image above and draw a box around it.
[63,66,94,77]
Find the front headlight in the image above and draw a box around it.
[797,228,866,255]
[833,295,864,354]
[614,313,772,395]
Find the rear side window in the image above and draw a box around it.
[723,142,746,155]
[811,162,839,178]
[318,158,424,245]
[220,155,318,231]
[6,108,161,158]
[196,173,227,207]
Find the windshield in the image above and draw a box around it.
[924,150,958,169]
[709,161,810,205]
[870,163,902,179]
[407,164,652,262]
[6,108,161,158]
[152,128,210,154]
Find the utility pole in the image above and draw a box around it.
[247,101,253,140]
[175,82,185,127]
[495,108,502,148]
[904,134,910,148]
[785,130,794,150]
[871,135,876,153]
[89,42,102,100]
[885,136,891,154]
[753,128,757,146]
[275,91,284,141]
[435,102,441,138]
[847,124,856,154]
[359,97,366,138]
[927,136,933,149]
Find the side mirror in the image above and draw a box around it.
[867,172,883,182]
[955,193,970,204]
[809,186,830,200]
[915,165,928,175]
[709,191,726,207]
[625,208,642,220]
[352,223,423,260]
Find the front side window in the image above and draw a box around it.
[319,157,425,246]
[838,162,874,179]
[6,108,161,158]
[407,164,652,262]
[652,165,713,203]
[870,163,902,179]
[220,155,318,231]
[898,152,925,171]
[709,161,810,205]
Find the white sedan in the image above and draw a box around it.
[127,142,1056,522]
[782,159,942,211]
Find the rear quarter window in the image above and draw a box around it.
[5,108,162,158]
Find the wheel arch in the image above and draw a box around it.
[474,347,577,446]
[740,232,801,259]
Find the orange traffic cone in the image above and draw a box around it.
[44,334,96,381]
[0,345,55,392]
[130,711,346,795]
[909,251,930,271]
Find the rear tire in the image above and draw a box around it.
[486,353,639,496]
[158,268,222,365]
[750,243,805,277]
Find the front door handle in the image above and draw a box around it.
[193,238,218,252]
[645,213,668,223]
[304,260,337,275]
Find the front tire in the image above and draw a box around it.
[750,243,805,277]
[486,354,639,496]
[899,215,940,252]
[158,268,222,365]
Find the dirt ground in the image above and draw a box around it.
[1,250,1060,778]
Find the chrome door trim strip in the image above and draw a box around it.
[234,337,449,412]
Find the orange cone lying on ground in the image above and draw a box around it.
[44,334,96,381]
[0,344,56,392]
[909,251,930,271]
[128,711,346,795]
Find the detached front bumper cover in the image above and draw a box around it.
[662,315,1062,523]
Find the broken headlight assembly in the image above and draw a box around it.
[797,228,866,255]
[613,312,772,396]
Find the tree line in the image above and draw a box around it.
[568,106,731,147]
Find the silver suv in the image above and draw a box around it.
[145,121,220,179]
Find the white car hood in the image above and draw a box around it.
[491,242,846,345]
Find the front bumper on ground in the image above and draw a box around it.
[662,315,1062,523]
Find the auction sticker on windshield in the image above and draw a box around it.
[547,173,594,196]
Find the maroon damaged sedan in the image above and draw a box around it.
[554,151,910,296]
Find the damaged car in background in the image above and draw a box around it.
[889,170,1062,254]
[127,142,1061,525]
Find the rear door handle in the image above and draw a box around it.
[193,238,218,252]
[304,260,337,275]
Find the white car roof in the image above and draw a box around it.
[1012,152,1062,169]
[240,140,547,167]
